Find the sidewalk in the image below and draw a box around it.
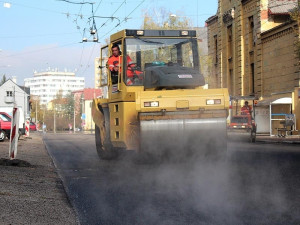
[256,134,300,144]
[0,132,79,225]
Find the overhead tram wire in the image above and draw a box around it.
[98,0,146,40]
[0,1,63,14]
[78,0,127,75]
[79,42,99,76]
[99,0,127,28]
[81,0,147,76]
[0,32,79,39]
[73,2,84,30]
[55,0,101,74]
[80,0,129,71]
[79,0,147,75]
[94,0,104,14]
[0,42,79,59]
[56,0,94,5]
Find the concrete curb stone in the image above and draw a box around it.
[256,135,300,144]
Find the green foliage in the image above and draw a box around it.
[64,92,75,118]
[0,74,7,86]
[30,96,43,124]
[37,91,82,131]
[140,8,194,68]
[142,8,192,30]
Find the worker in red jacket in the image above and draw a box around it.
[241,101,252,115]
[108,44,143,85]
[107,44,132,84]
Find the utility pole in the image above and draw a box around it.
[35,100,37,124]
[42,105,46,134]
[54,105,56,134]
[73,95,76,133]
[23,86,26,125]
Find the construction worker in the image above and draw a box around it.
[241,101,252,115]
[107,44,132,84]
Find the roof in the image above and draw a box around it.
[268,0,297,15]
[261,20,296,36]
[256,97,292,106]
[205,15,218,25]
[0,79,30,95]
[72,88,102,100]
[18,85,30,95]
[83,88,102,100]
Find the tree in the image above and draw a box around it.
[30,95,44,124]
[142,8,192,30]
[63,92,75,119]
[0,74,7,86]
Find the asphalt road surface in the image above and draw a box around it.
[43,133,300,225]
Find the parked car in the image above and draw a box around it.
[0,112,11,141]
[0,112,22,141]
[30,122,37,131]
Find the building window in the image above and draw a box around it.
[250,63,255,94]
[214,35,218,65]
[248,16,254,50]
[229,69,234,95]
[227,25,234,93]
[227,25,233,60]
[6,91,13,97]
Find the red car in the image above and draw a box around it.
[30,122,37,131]
[0,112,24,141]
[0,112,11,141]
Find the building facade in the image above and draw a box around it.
[95,57,101,89]
[72,88,102,130]
[24,70,85,105]
[0,79,30,131]
[206,0,300,134]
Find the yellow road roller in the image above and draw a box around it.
[92,29,229,159]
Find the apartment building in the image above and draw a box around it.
[24,70,85,105]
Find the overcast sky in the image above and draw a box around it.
[0,0,217,88]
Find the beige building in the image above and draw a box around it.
[95,57,101,89]
[206,0,300,134]
[72,88,102,130]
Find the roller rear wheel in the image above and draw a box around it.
[95,122,118,160]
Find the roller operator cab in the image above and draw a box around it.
[92,29,229,160]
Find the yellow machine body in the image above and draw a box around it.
[92,29,229,158]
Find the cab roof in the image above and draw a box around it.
[110,29,196,42]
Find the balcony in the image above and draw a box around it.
[4,96,14,103]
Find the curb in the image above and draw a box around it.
[256,138,300,144]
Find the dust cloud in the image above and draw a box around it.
[46,134,299,225]
[85,132,297,225]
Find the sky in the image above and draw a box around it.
[0,0,217,88]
